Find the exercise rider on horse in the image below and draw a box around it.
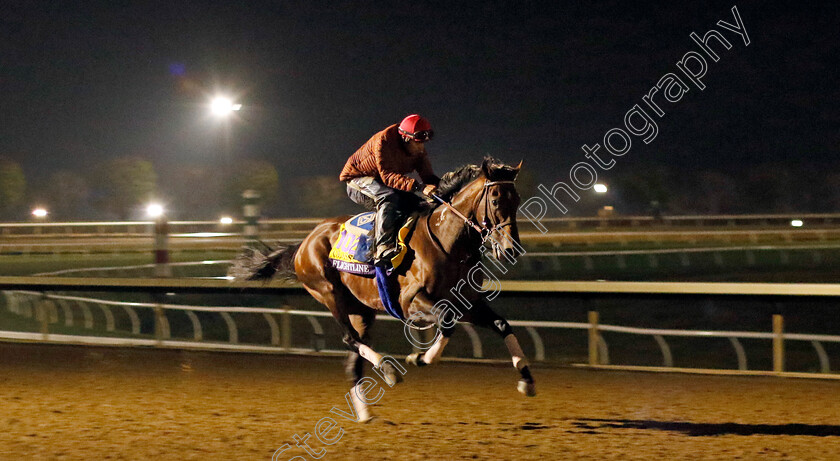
[340,114,440,267]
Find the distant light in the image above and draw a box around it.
[594,184,608,193]
[32,208,48,218]
[168,62,186,76]
[220,216,234,225]
[210,96,241,116]
[175,232,230,238]
[791,219,804,227]
[146,203,165,218]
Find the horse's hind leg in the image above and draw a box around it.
[468,303,536,397]
[345,310,376,384]
[344,309,404,385]
[343,310,404,387]
[310,283,404,388]
[308,288,382,423]
[300,256,404,384]
[345,351,365,385]
[344,314,369,386]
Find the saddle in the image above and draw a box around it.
[328,211,418,276]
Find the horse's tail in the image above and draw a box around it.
[227,241,301,282]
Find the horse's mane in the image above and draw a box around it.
[436,165,482,201]
[435,156,519,202]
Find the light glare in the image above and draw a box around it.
[210,97,241,116]
[32,208,48,218]
[594,184,608,193]
[146,203,165,218]
[220,216,234,225]
[791,219,803,227]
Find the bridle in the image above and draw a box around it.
[479,180,516,241]
[431,179,516,245]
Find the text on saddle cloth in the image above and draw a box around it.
[328,211,418,276]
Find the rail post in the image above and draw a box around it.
[588,311,600,366]
[154,297,165,346]
[242,189,261,245]
[153,215,171,277]
[280,307,291,351]
[38,293,49,340]
[773,314,785,374]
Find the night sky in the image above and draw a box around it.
[1,1,838,208]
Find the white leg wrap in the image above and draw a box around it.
[504,334,529,370]
[422,336,450,365]
[358,344,383,368]
[350,383,372,423]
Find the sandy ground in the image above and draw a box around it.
[1,344,839,461]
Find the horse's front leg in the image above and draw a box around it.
[403,290,455,367]
[406,326,455,367]
[470,304,536,397]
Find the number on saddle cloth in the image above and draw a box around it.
[343,212,376,262]
[328,212,377,276]
[328,211,412,320]
[328,211,417,277]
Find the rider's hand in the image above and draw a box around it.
[422,184,438,197]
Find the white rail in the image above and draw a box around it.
[32,260,231,277]
[3,289,840,377]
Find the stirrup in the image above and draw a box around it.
[373,246,399,268]
[373,255,396,268]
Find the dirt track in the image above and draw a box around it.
[1,344,839,460]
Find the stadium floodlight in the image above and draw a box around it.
[210,96,242,116]
[593,184,608,193]
[146,203,165,218]
[220,216,234,225]
[791,219,804,227]
[32,208,48,218]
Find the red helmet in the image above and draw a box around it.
[398,114,434,142]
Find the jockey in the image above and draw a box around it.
[340,114,440,267]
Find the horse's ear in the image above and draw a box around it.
[481,157,493,178]
[514,160,523,177]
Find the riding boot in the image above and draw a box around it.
[373,201,400,267]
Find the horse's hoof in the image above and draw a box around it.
[517,379,537,397]
[381,361,404,385]
[405,352,426,367]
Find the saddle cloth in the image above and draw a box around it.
[328,211,416,276]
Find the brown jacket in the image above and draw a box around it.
[340,124,439,192]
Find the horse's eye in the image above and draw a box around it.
[491,199,499,206]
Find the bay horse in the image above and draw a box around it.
[230,157,536,418]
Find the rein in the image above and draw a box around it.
[430,194,485,236]
[431,179,515,244]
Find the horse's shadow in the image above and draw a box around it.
[573,418,840,437]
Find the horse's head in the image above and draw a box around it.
[436,157,524,261]
[474,158,523,261]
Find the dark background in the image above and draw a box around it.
[1,1,837,217]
